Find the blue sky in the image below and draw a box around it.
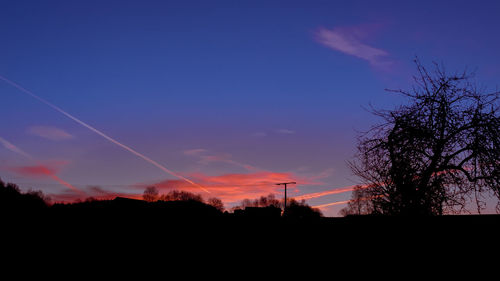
[1,0,499,215]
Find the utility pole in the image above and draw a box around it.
[275,182,296,215]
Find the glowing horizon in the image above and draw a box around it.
[2,0,499,216]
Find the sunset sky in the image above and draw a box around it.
[1,0,500,216]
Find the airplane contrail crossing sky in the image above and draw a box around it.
[0,75,210,194]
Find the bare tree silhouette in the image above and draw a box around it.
[207,197,225,212]
[143,186,159,202]
[350,59,500,216]
[339,185,374,216]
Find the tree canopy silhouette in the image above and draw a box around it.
[234,194,281,210]
[159,190,204,203]
[350,59,500,216]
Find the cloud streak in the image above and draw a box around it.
[315,25,390,66]
[27,126,73,141]
[276,129,295,135]
[184,148,260,172]
[312,200,350,209]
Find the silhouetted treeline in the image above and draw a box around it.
[2,177,500,239]
[231,193,323,219]
[0,179,320,223]
[3,177,500,257]
[0,179,48,212]
[51,196,222,221]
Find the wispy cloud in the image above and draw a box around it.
[276,129,295,134]
[183,148,207,156]
[304,167,336,184]
[315,25,391,67]
[27,126,74,141]
[184,148,259,172]
[251,132,267,138]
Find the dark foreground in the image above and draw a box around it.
[4,187,499,269]
[3,197,500,260]
[4,204,500,270]
[6,204,500,244]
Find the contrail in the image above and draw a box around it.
[294,183,377,201]
[312,200,350,209]
[0,137,32,159]
[312,194,384,209]
[294,184,362,201]
[0,75,209,193]
[0,136,81,193]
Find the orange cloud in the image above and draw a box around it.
[139,171,302,204]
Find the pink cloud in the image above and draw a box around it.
[4,161,81,194]
[136,171,304,203]
[132,165,340,205]
[27,126,74,141]
[315,25,391,67]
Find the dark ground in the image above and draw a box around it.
[3,193,500,267]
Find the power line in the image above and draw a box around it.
[276,182,296,214]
